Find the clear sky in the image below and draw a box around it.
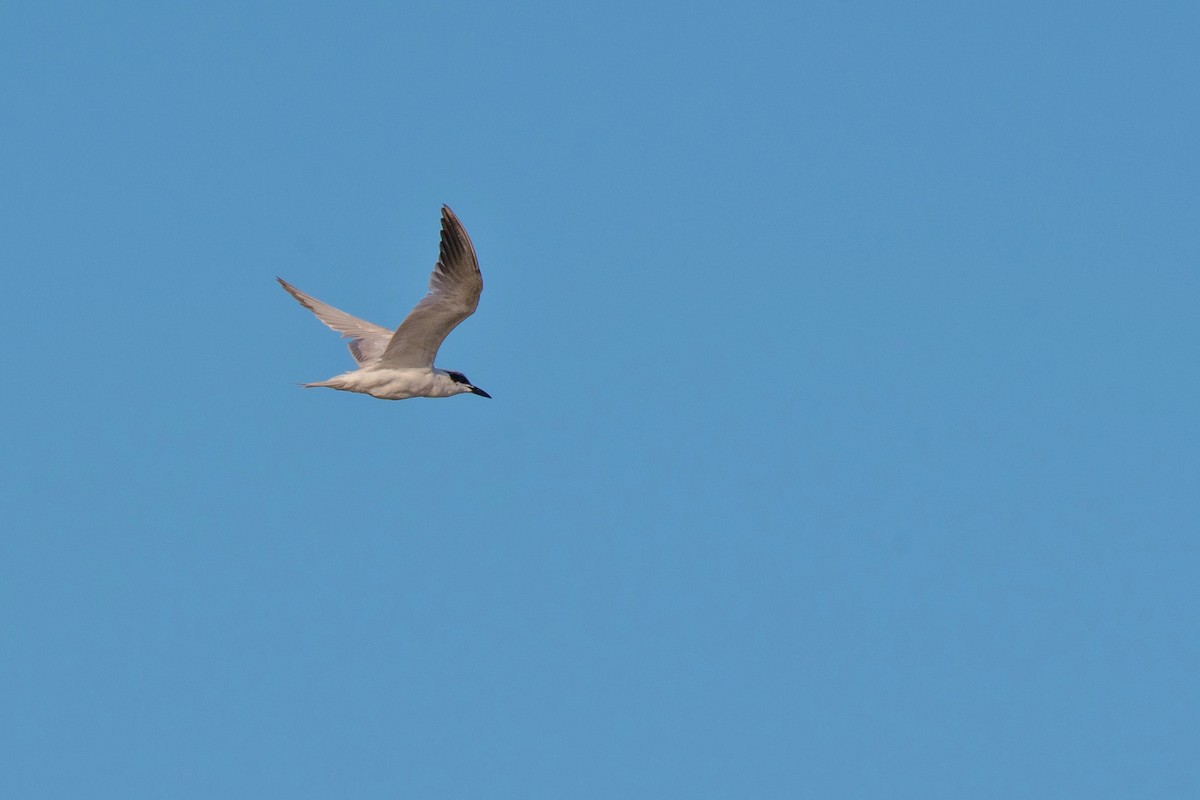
[2,2,1197,797]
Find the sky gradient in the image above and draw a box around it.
[2,2,1198,797]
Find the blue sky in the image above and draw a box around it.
[2,2,1197,797]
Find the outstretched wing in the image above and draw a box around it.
[276,277,394,366]
[376,205,483,369]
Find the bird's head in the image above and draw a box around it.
[445,370,491,398]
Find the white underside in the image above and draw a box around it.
[307,367,470,400]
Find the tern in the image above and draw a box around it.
[277,205,491,400]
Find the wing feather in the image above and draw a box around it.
[276,277,394,366]
[376,206,483,368]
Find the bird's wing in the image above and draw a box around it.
[376,205,483,368]
[276,277,394,366]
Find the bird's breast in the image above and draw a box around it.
[338,367,445,400]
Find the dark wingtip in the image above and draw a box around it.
[276,277,302,301]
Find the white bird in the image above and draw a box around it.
[277,205,491,400]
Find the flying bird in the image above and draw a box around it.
[277,205,490,400]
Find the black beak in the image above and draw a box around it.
[469,386,491,398]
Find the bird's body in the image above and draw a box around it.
[305,366,475,400]
[278,205,491,401]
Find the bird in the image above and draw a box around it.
[277,205,491,401]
